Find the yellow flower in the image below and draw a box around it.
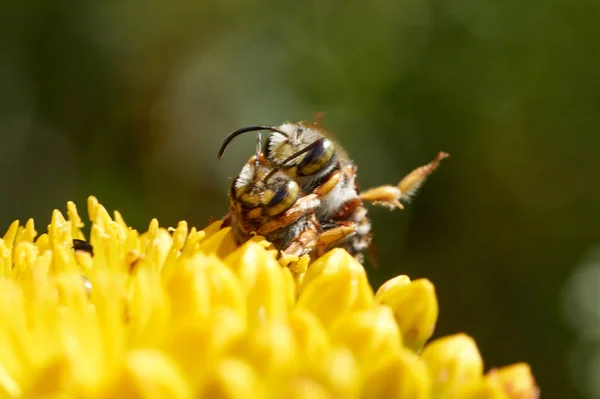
[0,197,539,398]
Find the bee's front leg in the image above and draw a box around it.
[359,151,449,209]
[257,194,320,235]
[278,216,321,273]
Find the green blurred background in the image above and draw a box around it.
[2,1,600,397]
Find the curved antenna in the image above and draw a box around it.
[253,131,262,179]
[217,125,290,159]
[264,138,325,183]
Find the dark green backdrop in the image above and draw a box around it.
[2,1,599,398]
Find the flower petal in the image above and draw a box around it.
[329,305,402,370]
[420,333,484,397]
[375,277,438,351]
[486,362,540,399]
[106,349,191,399]
[361,348,430,399]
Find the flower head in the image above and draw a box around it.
[0,197,538,398]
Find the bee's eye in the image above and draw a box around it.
[266,180,299,216]
[297,139,335,176]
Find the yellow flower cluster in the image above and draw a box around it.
[0,197,538,398]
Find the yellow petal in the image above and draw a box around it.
[143,227,173,272]
[160,224,188,280]
[165,308,246,390]
[35,233,51,255]
[230,321,298,376]
[485,363,540,399]
[288,309,330,365]
[375,277,438,351]
[197,226,238,259]
[87,196,100,222]
[12,242,39,278]
[16,219,37,244]
[181,229,207,256]
[105,349,191,399]
[22,357,72,397]
[127,267,170,347]
[271,378,331,399]
[329,306,402,370]
[203,257,245,315]
[455,380,510,399]
[225,241,288,323]
[201,219,226,238]
[22,355,106,398]
[67,200,85,240]
[201,358,265,399]
[420,333,484,398]
[0,362,21,397]
[300,248,367,292]
[375,274,411,297]
[165,255,211,324]
[3,220,19,249]
[0,279,28,393]
[316,347,361,399]
[281,266,297,309]
[296,250,373,327]
[0,240,11,277]
[113,209,129,231]
[361,348,430,399]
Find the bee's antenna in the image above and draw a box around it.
[218,126,290,159]
[264,139,325,183]
[253,132,262,178]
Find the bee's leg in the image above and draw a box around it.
[280,222,357,271]
[359,151,449,209]
[279,218,321,273]
[358,185,404,210]
[397,151,449,202]
[257,194,320,235]
[220,214,232,228]
[315,222,357,257]
[282,228,319,258]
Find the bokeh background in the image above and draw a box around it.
[2,1,599,397]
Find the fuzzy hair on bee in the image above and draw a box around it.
[219,115,448,264]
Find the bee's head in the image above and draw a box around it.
[229,155,300,217]
[218,121,338,180]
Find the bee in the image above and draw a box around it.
[219,115,448,263]
[221,136,356,261]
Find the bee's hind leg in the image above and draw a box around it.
[359,185,404,210]
[315,222,357,257]
[359,151,449,209]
